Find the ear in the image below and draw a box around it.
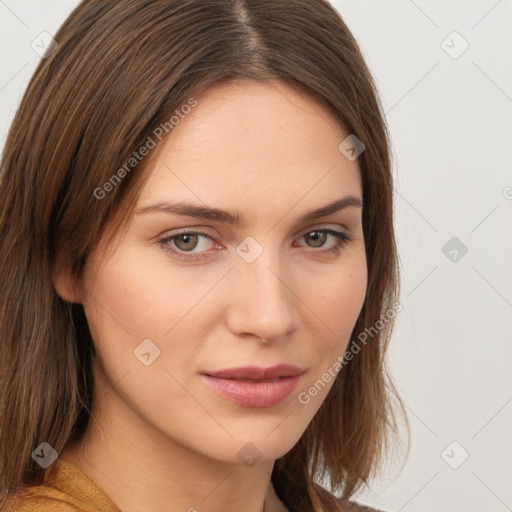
[51,250,82,304]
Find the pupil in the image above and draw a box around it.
[176,234,198,251]
[308,231,325,247]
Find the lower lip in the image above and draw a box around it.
[200,374,301,408]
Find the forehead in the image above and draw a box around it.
[138,79,362,213]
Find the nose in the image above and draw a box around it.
[225,245,300,343]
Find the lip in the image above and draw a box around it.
[201,364,304,380]
[200,365,305,408]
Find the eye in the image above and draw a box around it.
[158,228,351,262]
[159,230,217,261]
[294,229,351,255]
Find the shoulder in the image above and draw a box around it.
[340,499,388,512]
[2,458,120,512]
[3,476,84,512]
[310,482,387,512]
[3,493,82,512]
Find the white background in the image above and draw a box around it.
[1,1,511,511]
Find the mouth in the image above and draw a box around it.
[199,365,305,408]
[222,377,285,382]
[201,364,304,381]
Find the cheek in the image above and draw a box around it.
[295,259,367,408]
[81,245,230,389]
[84,246,210,340]
[81,252,198,422]
[311,258,367,353]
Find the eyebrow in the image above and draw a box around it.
[135,195,363,225]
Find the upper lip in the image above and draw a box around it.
[202,364,305,380]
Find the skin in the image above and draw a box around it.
[54,79,367,512]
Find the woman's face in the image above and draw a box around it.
[70,79,367,465]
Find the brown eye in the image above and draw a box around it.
[304,230,328,248]
[297,229,350,253]
[173,233,200,252]
[159,230,217,261]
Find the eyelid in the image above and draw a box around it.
[162,226,217,238]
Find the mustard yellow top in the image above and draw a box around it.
[5,458,121,512]
[4,457,384,512]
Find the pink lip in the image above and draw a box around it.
[202,364,304,380]
[200,365,305,408]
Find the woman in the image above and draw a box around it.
[0,1,408,511]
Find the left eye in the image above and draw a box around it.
[163,231,217,254]
[158,228,351,261]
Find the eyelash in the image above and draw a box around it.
[158,228,351,262]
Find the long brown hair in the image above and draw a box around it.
[0,1,409,510]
